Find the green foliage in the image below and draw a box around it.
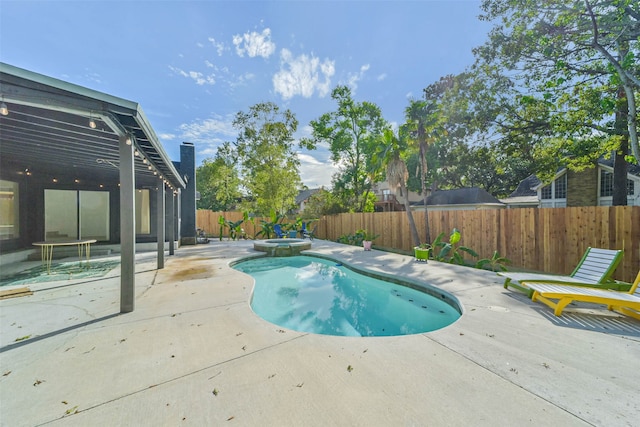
[473,0,640,190]
[217,214,247,241]
[475,251,511,272]
[431,228,479,265]
[299,188,346,217]
[403,92,451,244]
[428,228,510,271]
[360,229,379,241]
[232,102,302,215]
[374,128,420,246]
[255,209,285,239]
[303,85,389,212]
[336,229,379,246]
[196,143,241,211]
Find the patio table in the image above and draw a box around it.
[32,239,97,274]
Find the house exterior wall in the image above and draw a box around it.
[597,166,640,207]
[566,168,598,207]
[372,180,422,204]
[177,142,197,245]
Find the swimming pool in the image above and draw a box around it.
[233,255,461,337]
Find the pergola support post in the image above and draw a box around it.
[168,191,175,255]
[157,183,165,269]
[119,135,136,313]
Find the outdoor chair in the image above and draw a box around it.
[499,247,625,296]
[302,224,316,240]
[273,224,285,238]
[525,271,640,320]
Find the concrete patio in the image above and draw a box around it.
[1,240,638,426]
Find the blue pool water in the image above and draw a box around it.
[234,256,461,337]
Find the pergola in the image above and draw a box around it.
[0,63,187,312]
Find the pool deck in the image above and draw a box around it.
[1,240,638,426]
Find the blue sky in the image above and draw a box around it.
[1,0,492,188]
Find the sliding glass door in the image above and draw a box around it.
[44,190,109,241]
[80,191,110,240]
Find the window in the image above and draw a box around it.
[554,174,567,199]
[45,190,77,240]
[45,189,109,241]
[0,180,19,240]
[539,173,567,207]
[601,171,635,197]
[600,171,614,197]
[80,191,110,240]
[136,189,150,235]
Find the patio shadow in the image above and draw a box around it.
[0,313,121,353]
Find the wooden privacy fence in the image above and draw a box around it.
[197,207,639,283]
[196,211,266,239]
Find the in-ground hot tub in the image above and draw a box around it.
[254,238,312,256]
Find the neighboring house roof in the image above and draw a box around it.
[296,188,321,205]
[508,174,541,197]
[598,157,640,176]
[412,187,503,206]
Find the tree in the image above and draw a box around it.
[304,85,389,212]
[377,128,421,246]
[301,188,347,217]
[475,0,640,204]
[232,102,302,215]
[196,142,241,211]
[403,96,447,244]
[429,73,537,196]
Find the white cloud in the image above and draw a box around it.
[169,65,216,86]
[158,133,177,141]
[228,72,256,89]
[377,73,387,81]
[346,64,370,93]
[82,68,102,84]
[208,37,226,56]
[197,146,219,158]
[178,114,237,144]
[233,28,276,58]
[297,152,337,188]
[205,60,214,68]
[273,48,335,100]
[196,42,204,48]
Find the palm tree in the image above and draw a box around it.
[379,128,420,246]
[404,99,433,244]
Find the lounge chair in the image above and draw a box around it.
[301,223,316,240]
[526,271,640,320]
[273,224,285,238]
[499,247,625,296]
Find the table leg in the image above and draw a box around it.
[42,244,53,275]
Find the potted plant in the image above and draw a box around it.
[414,243,432,262]
[287,217,303,238]
[360,229,379,251]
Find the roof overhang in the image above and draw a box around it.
[532,169,567,191]
[0,62,185,190]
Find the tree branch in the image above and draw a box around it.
[584,0,640,88]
